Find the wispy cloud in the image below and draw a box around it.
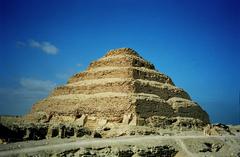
[76,63,82,67]
[1,78,56,99]
[16,39,59,55]
[16,41,26,47]
[0,78,57,115]
[29,40,58,54]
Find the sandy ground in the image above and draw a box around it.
[0,134,239,157]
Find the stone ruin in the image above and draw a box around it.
[24,48,210,129]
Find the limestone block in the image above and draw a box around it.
[123,114,132,124]
[23,128,31,140]
[137,118,145,126]
[129,115,137,126]
[75,114,87,126]
[46,126,59,139]
[98,119,108,127]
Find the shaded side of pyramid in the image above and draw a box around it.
[26,48,209,128]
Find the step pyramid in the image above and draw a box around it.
[26,48,210,128]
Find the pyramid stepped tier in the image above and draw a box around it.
[133,79,189,100]
[87,54,155,70]
[26,48,210,128]
[167,97,209,124]
[104,48,141,57]
[51,79,190,101]
[30,93,207,123]
[51,78,135,96]
[31,93,134,122]
[88,48,155,70]
[68,67,174,85]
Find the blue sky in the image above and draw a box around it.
[0,0,239,124]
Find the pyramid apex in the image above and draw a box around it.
[105,48,140,57]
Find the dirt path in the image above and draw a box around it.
[0,135,239,156]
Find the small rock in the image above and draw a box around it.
[92,131,102,138]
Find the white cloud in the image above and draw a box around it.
[29,40,58,54]
[16,39,59,55]
[29,40,41,48]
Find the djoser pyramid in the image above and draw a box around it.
[26,48,210,128]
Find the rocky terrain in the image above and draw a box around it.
[0,121,239,156]
[0,48,239,156]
